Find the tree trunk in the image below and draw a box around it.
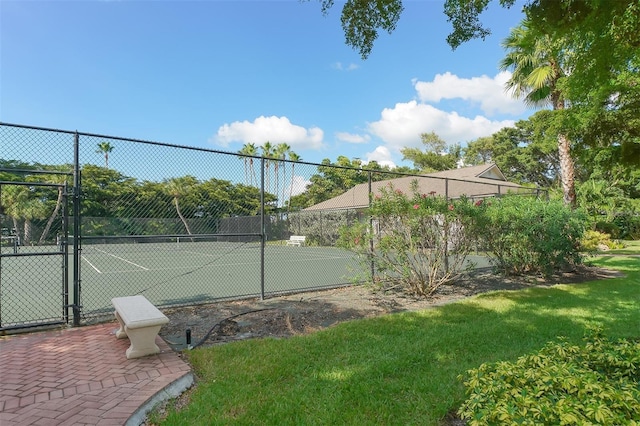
[24,219,32,246]
[553,92,576,209]
[174,197,193,237]
[557,132,576,209]
[38,187,63,245]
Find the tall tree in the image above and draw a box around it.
[274,143,291,207]
[238,144,255,186]
[164,176,198,236]
[96,141,114,168]
[239,143,259,186]
[38,167,72,245]
[317,0,638,158]
[261,142,274,194]
[288,151,302,212]
[464,112,559,188]
[499,21,576,208]
[401,132,461,172]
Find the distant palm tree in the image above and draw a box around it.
[500,21,576,207]
[274,143,291,207]
[246,143,258,187]
[96,141,114,168]
[287,151,301,212]
[261,142,274,193]
[238,143,259,186]
[237,145,251,185]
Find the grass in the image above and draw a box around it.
[606,239,640,255]
[156,254,640,425]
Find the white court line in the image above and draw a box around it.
[98,255,354,274]
[93,248,149,270]
[81,255,102,274]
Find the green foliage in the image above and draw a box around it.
[463,112,559,188]
[580,230,624,252]
[401,132,461,172]
[476,196,587,276]
[458,329,640,425]
[318,0,404,59]
[289,209,361,246]
[337,181,481,296]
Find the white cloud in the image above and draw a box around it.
[413,71,526,116]
[212,116,324,150]
[287,175,311,198]
[364,146,396,169]
[335,132,370,144]
[332,62,359,71]
[367,100,515,151]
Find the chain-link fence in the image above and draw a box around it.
[0,122,542,330]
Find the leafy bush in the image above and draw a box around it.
[337,181,482,296]
[288,209,361,246]
[580,230,625,252]
[458,329,640,425]
[612,214,640,240]
[474,196,588,276]
[595,220,621,239]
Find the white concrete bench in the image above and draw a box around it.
[286,235,306,246]
[111,295,169,359]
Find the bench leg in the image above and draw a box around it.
[114,310,128,339]
[123,325,163,359]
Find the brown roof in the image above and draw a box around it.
[304,164,531,211]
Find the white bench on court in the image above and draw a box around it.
[286,235,306,246]
[111,295,169,359]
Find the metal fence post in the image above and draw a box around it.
[260,156,265,300]
[62,181,69,324]
[72,132,81,326]
[368,171,375,283]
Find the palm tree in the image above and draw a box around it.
[500,21,576,208]
[261,142,274,194]
[164,176,197,237]
[3,185,47,245]
[246,143,258,187]
[96,141,114,168]
[237,145,251,185]
[274,143,291,207]
[238,143,259,186]
[287,151,301,212]
[1,185,23,239]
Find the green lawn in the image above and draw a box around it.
[606,239,640,255]
[155,255,640,425]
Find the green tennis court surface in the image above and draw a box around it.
[1,241,491,327]
[1,242,363,326]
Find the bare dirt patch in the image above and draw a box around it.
[159,265,621,350]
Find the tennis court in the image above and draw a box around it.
[0,240,364,327]
[1,236,492,329]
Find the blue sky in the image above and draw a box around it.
[1,0,534,170]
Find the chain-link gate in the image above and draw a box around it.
[0,177,71,331]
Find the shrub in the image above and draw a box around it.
[595,220,621,239]
[580,230,625,252]
[337,181,481,297]
[613,214,640,240]
[458,329,640,425]
[474,196,588,276]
